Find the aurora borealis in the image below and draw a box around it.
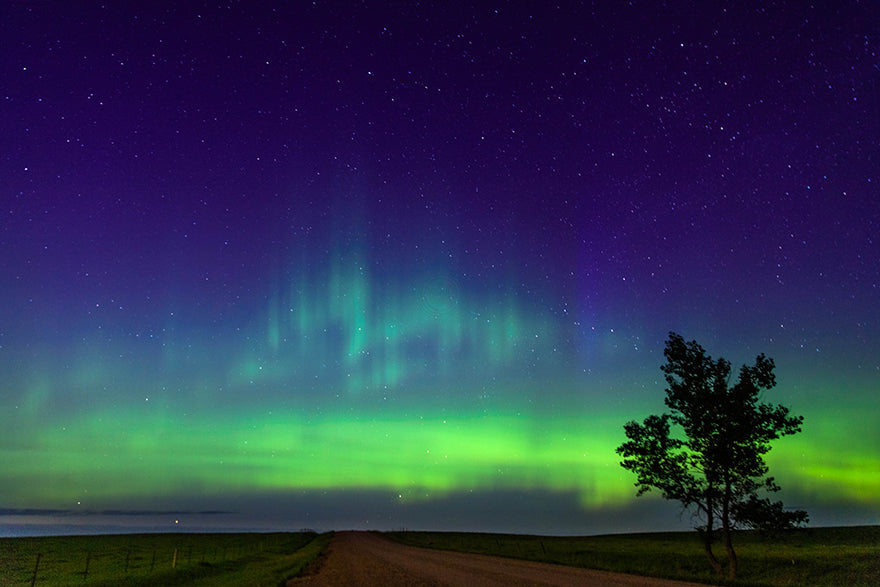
[1,2,878,535]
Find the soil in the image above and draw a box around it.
[288,531,709,586]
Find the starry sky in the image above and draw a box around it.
[1,2,878,536]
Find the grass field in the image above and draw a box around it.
[386,526,880,586]
[0,531,331,586]
[2,526,877,585]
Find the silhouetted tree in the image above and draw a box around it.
[616,332,808,579]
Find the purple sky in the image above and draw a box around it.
[1,2,877,535]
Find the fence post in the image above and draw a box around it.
[150,550,156,572]
[124,548,131,573]
[83,552,91,581]
[30,552,41,587]
[172,548,178,568]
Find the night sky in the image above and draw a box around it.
[2,2,878,536]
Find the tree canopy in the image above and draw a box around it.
[616,332,807,578]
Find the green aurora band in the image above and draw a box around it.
[3,251,878,523]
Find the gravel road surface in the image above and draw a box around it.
[288,531,708,586]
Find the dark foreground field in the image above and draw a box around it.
[0,531,330,586]
[1,526,877,586]
[387,526,880,587]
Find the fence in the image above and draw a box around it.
[0,532,296,585]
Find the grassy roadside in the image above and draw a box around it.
[0,531,332,586]
[385,526,880,587]
[183,531,332,587]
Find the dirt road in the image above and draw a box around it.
[289,531,708,586]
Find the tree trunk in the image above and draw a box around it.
[702,530,723,576]
[721,488,737,579]
[722,524,737,578]
[702,499,723,576]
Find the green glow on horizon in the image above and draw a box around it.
[3,407,633,508]
[3,394,877,515]
[768,404,880,504]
